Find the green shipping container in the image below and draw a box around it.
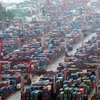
[67,88,73,94]
[58,77,63,81]
[86,80,91,86]
[64,88,73,94]
[64,87,68,94]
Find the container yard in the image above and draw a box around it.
[0,0,100,100]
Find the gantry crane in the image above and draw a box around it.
[61,0,91,20]
[0,39,46,92]
[61,0,90,11]
[0,58,46,92]
[73,0,90,22]
[46,0,50,6]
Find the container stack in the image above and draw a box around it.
[21,34,97,100]
[21,69,96,100]
[21,75,55,100]
[0,73,22,99]
[3,39,65,70]
[0,3,99,100]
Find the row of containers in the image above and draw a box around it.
[1,10,97,56]
[1,0,99,57]
[2,28,92,72]
[0,37,66,99]
[2,14,95,61]
[21,71,96,100]
[0,12,98,100]
[0,23,98,100]
[0,73,22,99]
[2,29,82,56]
[3,18,88,70]
[0,15,85,100]
[2,27,95,71]
[3,39,65,70]
[20,32,98,100]
[1,16,61,56]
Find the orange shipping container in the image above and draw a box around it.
[42,86,48,92]
[2,81,8,86]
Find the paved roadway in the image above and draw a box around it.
[46,33,96,71]
[6,33,96,100]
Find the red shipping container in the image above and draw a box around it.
[79,72,84,77]
[48,90,51,95]
[61,69,64,74]
[83,80,87,83]
[57,66,62,71]
[92,83,96,88]
[22,92,26,97]
[73,80,77,83]
[59,88,63,92]
[25,93,30,97]
[72,99,76,100]
[0,82,2,88]
[0,96,2,100]
[2,81,8,86]
[85,77,89,80]
[42,96,49,100]
[67,80,72,86]
[78,84,83,88]
[42,87,48,92]
[34,98,38,100]
[21,97,25,100]
[76,92,82,98]
[68,98,71,100]
[48,82,53,87]
[47,58,51,64]
[79,88,84,94]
